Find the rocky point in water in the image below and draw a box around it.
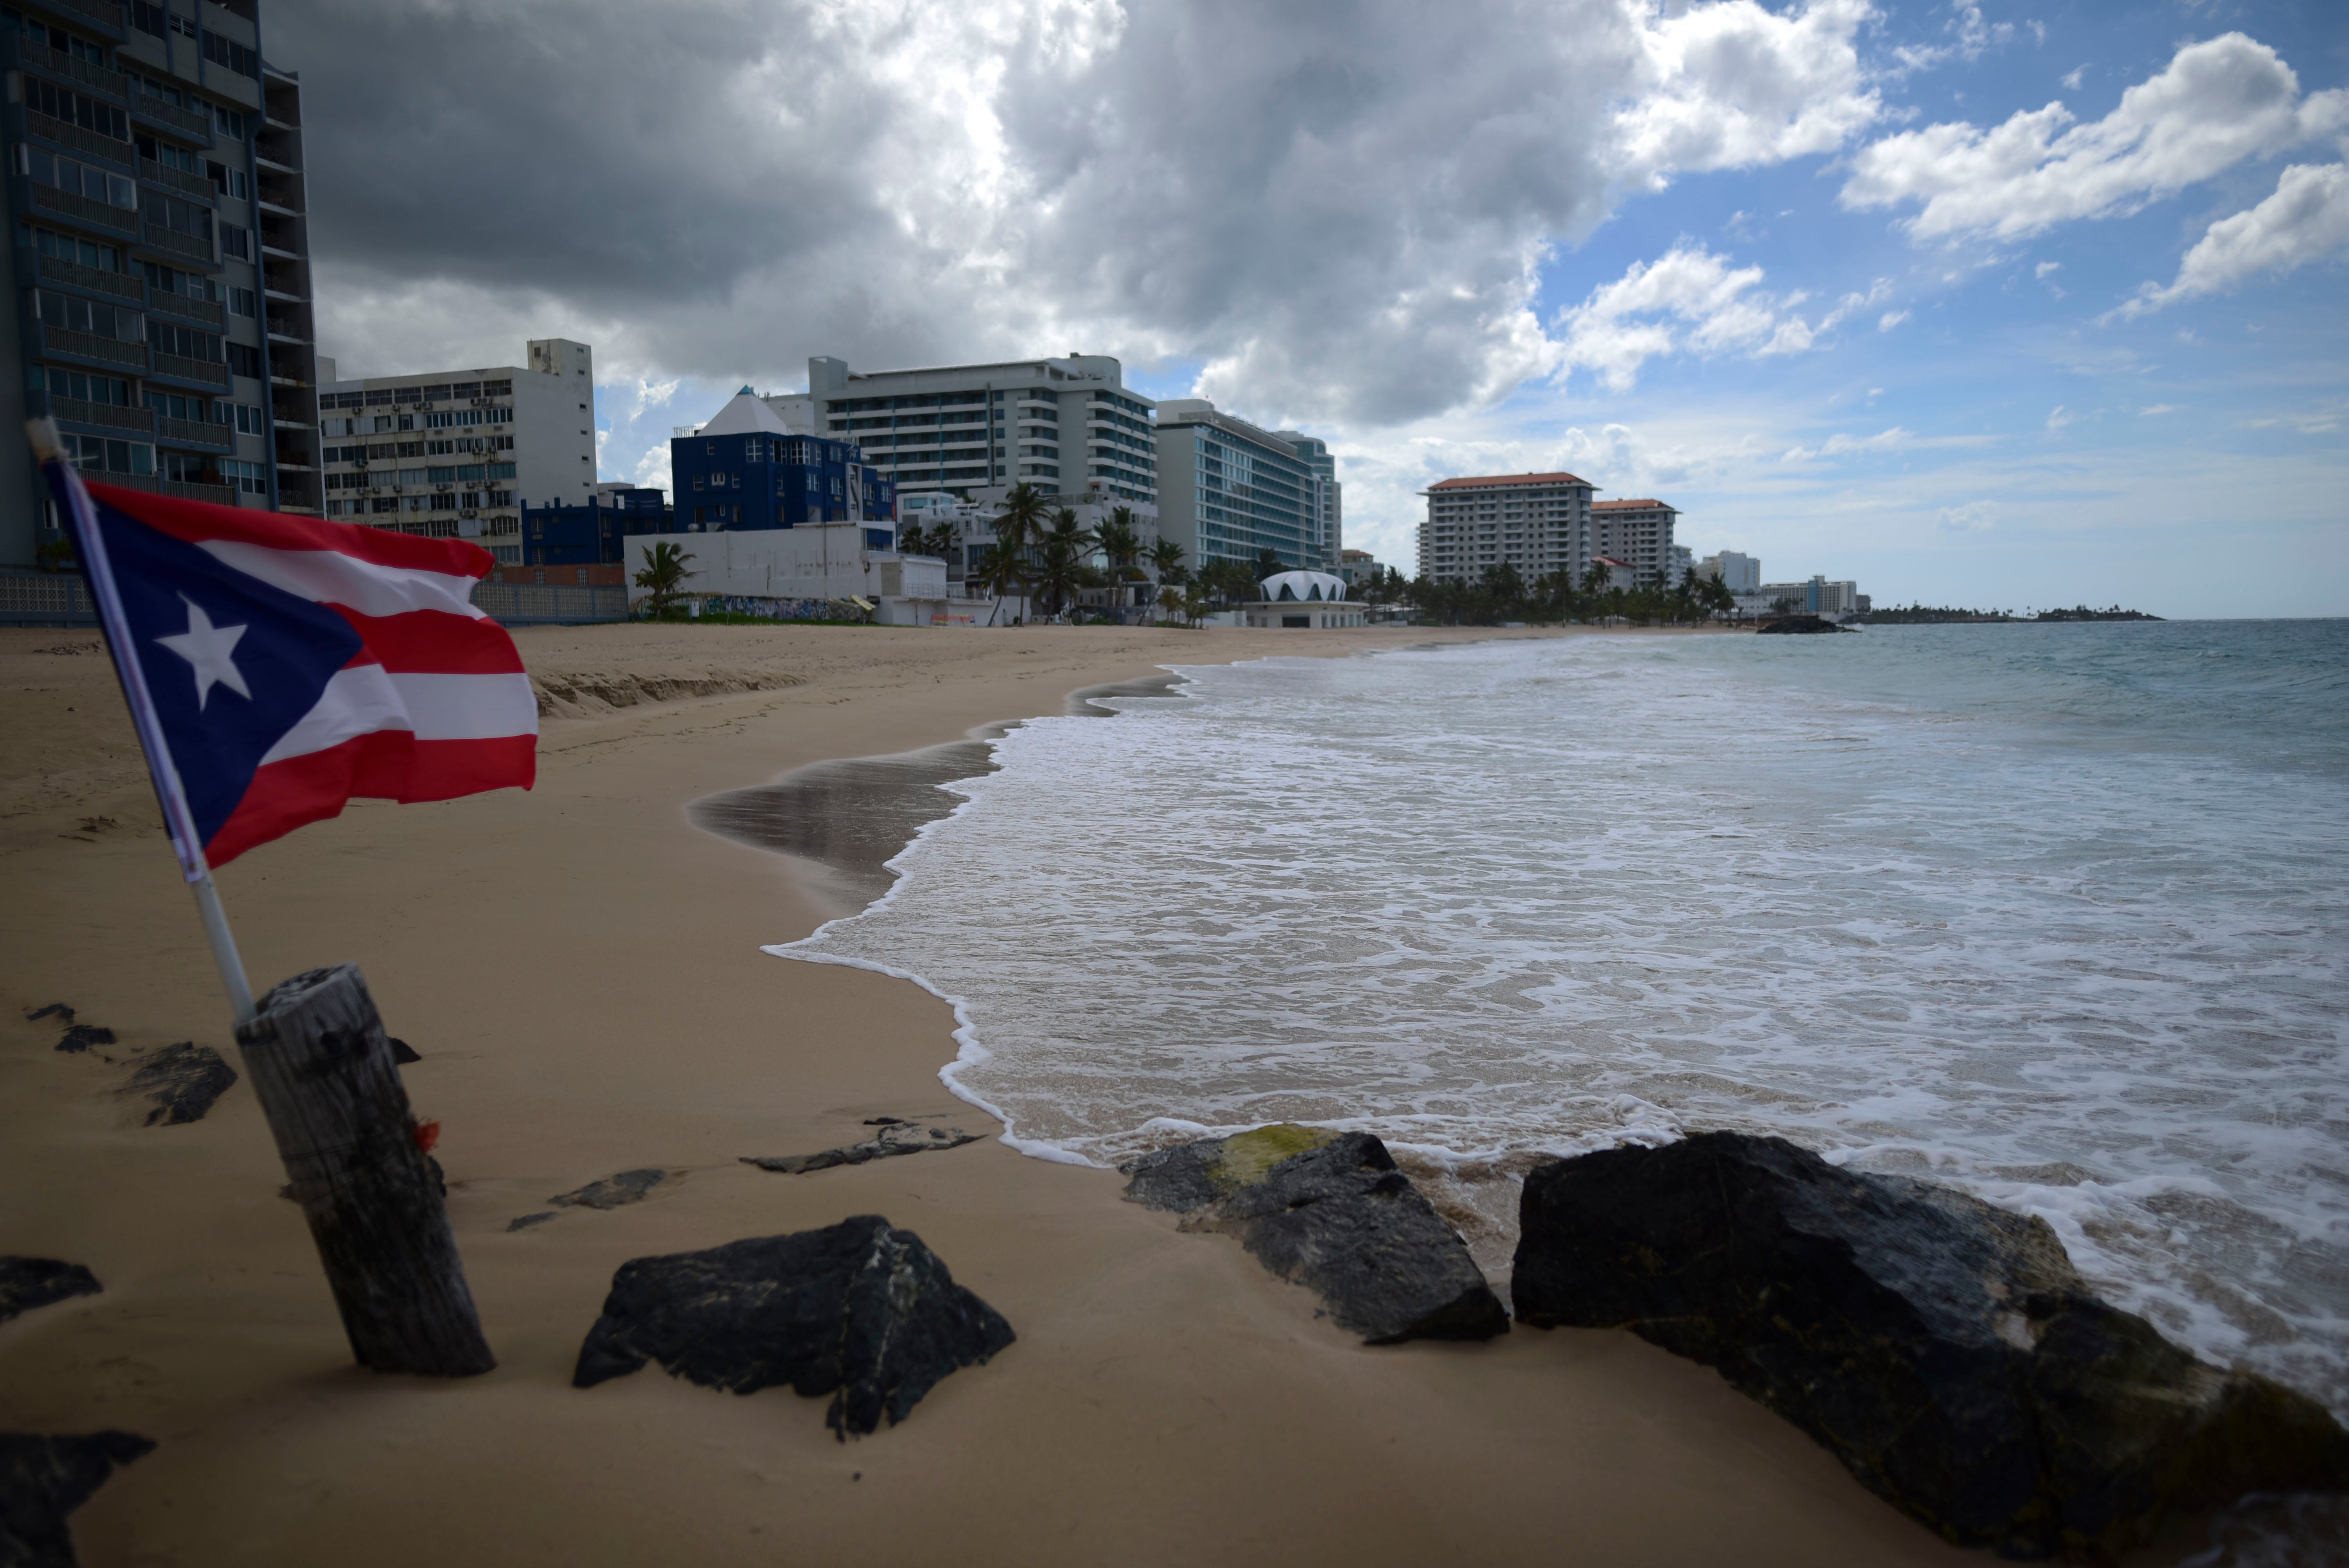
[573,1215,1014,1439]
[1510,1130,2349,1559]
[1122,1126,1508,1344]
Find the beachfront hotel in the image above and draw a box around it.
[797,352,1157,507]
[1417,471,1596,586]
[314,339,595,565]
[1592,497,1681,588]
[1154,397,1323,574]
[0,0,317,570]
[1270,428,1342,572]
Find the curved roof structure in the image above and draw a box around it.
[1261,570,1349,602]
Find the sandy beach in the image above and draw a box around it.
[2,620,2209,1566]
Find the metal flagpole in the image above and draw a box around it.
[30,419,256,1027]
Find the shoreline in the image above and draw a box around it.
[0,623,2211,1565]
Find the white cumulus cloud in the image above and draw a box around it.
[1939,499,2001,531]
[1838,33,2349,242]
[2117,162,2349,316]
[1554,246,1823,390]
[1782,425,1912,460]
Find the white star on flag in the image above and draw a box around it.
[154,594,253,711]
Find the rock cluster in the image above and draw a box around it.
[1511,1131,2349,1559]
[119,1042,236,1126]
[574,1215,1014,1438]
[1123,1126,1508,1345]
[741,1117,982,1175]
[0,1430,155,1568]
[0,1259,101,1324]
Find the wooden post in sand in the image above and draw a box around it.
[233,964,496,1376]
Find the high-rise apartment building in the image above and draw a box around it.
[1270,429,1340,572]
[1591,498,1681,587]
[1700,549,1759,593]
[1154,399,1321,573]
[0,0,318,567]
[800,353,1156,506]
[315,339,595,565]
[1417,471,1594,586]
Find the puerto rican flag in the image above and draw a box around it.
[62,473,536,868]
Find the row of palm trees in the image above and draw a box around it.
[903,481,1193,621]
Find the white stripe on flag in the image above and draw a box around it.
[259,665,408,765]
[258,669,535,767]
[388,672,538,740]
[200,540,487,620]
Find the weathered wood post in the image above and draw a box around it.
[233,964,495,1376]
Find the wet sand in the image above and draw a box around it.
[0,621,2198,1565]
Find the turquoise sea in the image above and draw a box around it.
[779,620,2349,1413]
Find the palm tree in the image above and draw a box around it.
[633,540,695,618]
[992,482,1051,559]
[1032,528,1093,618]
[1092,507,1142,611]
[1254,547,1286,586]
[973,540,1026,603]
[1148,536,1186,586]
[1156,584,1186,625]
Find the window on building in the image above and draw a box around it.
[201,31,259,77]
[228,287,257,318]
[18,148,137,209]
[219,224,251,260]
[226,343,263,379]
[27,81,130,143]
[56,431,152,475]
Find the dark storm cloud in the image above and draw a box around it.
[275,0,1877,423]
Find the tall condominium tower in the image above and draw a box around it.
[1270,428,1340,572]
[800,353,1156,506]
[314,339,596,565]
[1591,498,1681,587]
[1153,398,1319,574]
[0,0,317,567]
[1417,471,1594,586]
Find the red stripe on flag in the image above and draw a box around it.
[206,731,406,866]
[208,730,535,866]
[85,478,495,578]
[334,608,530,674]
[395,735,537,801]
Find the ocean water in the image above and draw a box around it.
[774,621,2349,1412]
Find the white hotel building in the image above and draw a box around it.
[798,352,1157,506]
[316,337,596,564]
[1417,470,1595,586]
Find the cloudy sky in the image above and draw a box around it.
[275,0,2347,617]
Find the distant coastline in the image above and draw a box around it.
[1849,604,2164,625]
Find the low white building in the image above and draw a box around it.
[625,525,995,625]
[1239,569,1365,628]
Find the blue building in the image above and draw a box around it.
[521,486,671,566]
[671,389,893,533]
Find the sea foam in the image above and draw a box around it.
[774,622,2349,1410]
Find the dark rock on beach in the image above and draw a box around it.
[1756,614,1854,634]
[1122,1126,1508,1345]
[51,1025,112,1055]
[1510,1131,2349,1559]
[0,1259,101,1324]
[742,1119,982,1175]
[119,1042,236,1126]
[23,1004,73,1025]
[0,1429,155,1568]
[573,1215,1014,1439]
[549,1169,665,1211]
[389,1037,421,1065]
